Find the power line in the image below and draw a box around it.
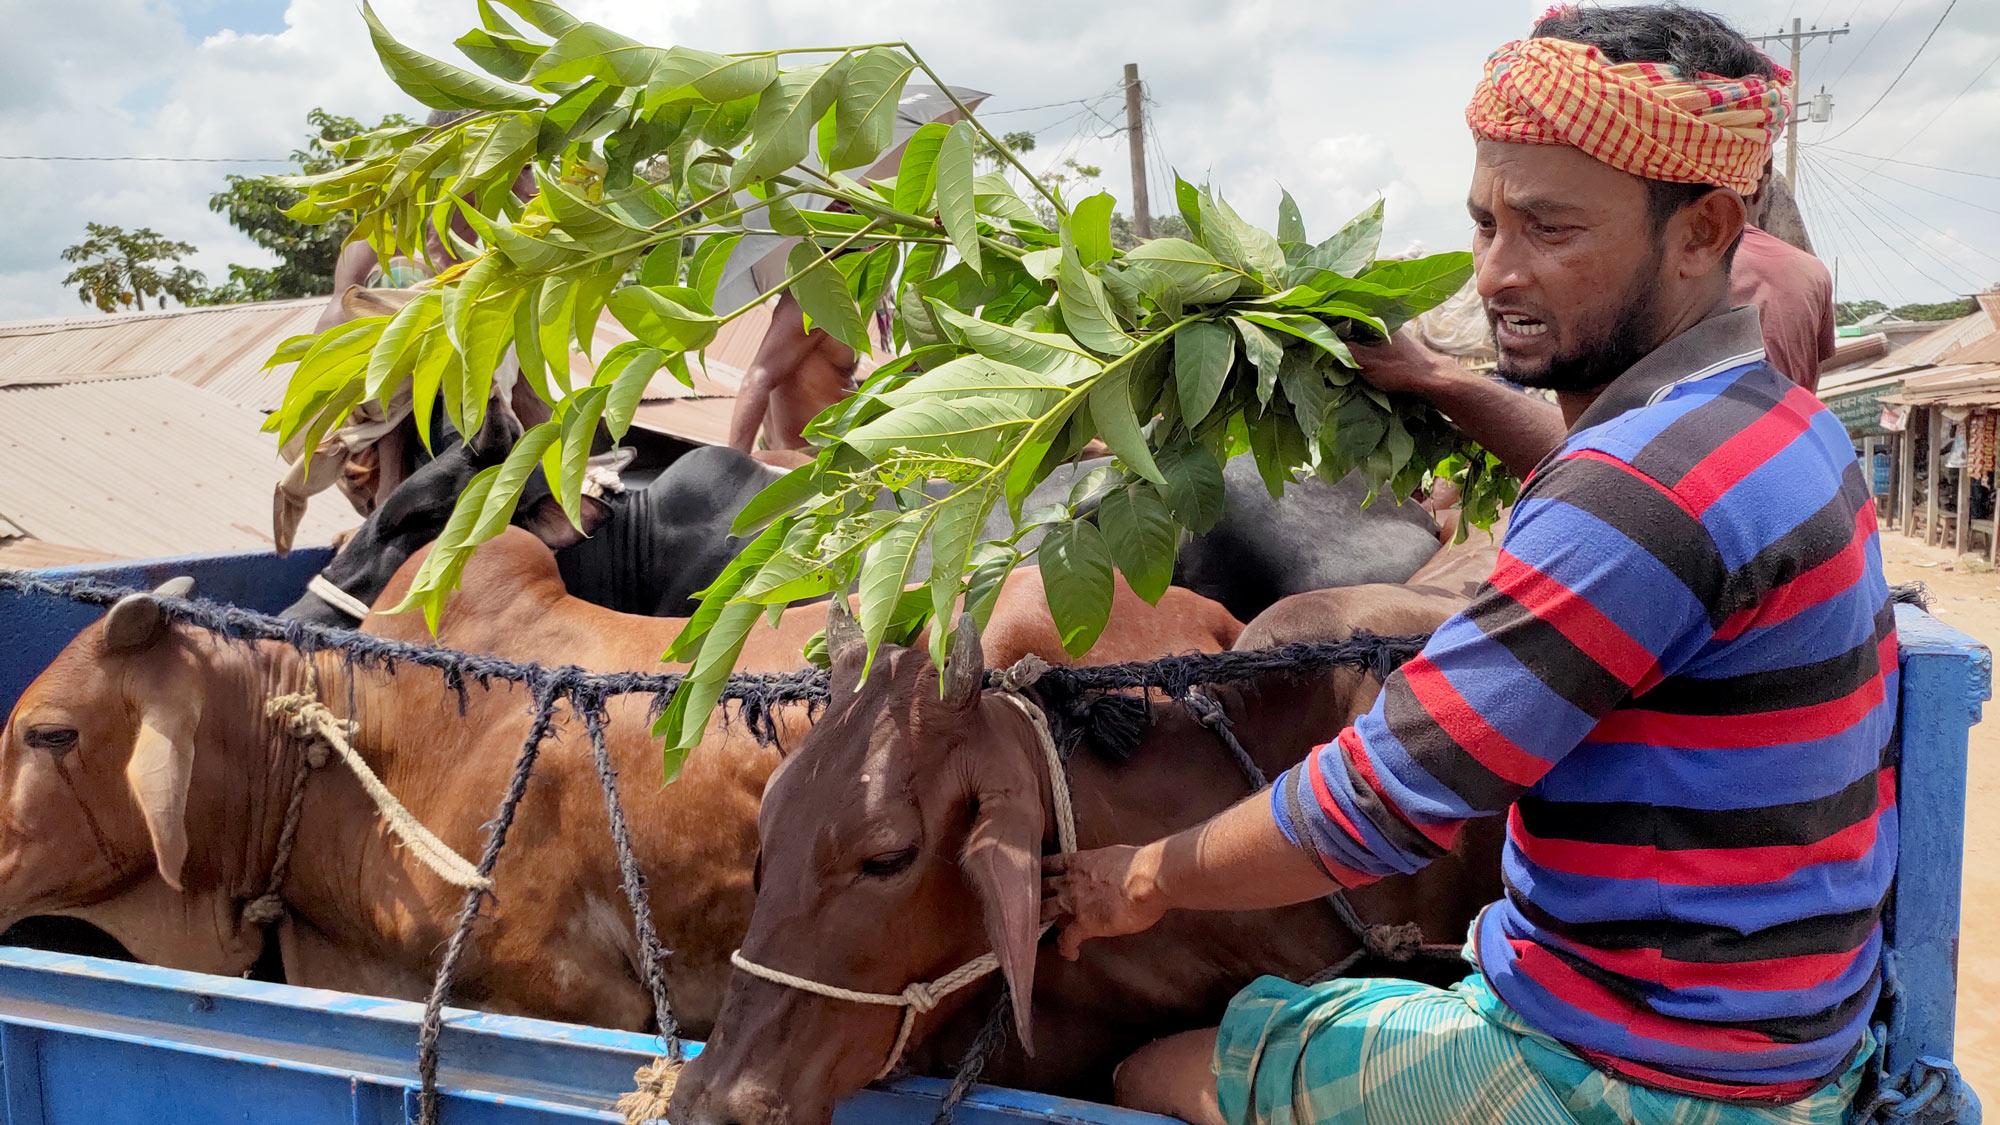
[1812,155,1992,288]
[1807,151,1968,296]
[1819,146,2000,216]
[1865,45,2000,166]
[0,154,290,163]
[1799,152,1908,302]
[1819,0,1957,144]
[1815,154,2000,270]
[1823,0,1907,91]
[1816,145,2000,181]
[981,83,1123,117]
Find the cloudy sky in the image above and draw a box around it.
[3,0,1995,321]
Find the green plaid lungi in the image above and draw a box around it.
[1213,971,1871,1125]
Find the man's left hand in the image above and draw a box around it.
[1041,845,1168,960]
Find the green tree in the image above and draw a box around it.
[1892,297,1979,322]
[205,107,415,302]
[1834,299,1887,326]
[59,223,208,313]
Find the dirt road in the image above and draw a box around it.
[1880,535,1999,1101]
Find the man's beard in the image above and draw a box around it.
[1495,243,1667,393]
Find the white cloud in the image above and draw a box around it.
[0,0,1994,321]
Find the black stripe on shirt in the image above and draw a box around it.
[1514,756,1888,851]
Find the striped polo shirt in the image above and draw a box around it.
[1272,306,1896,1101]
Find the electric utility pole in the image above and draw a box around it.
[1123,63,1152,239]
[1747,18,1849,187]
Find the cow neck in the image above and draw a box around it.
[557,490,651,614]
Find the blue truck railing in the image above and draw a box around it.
[0,551,1985,1123]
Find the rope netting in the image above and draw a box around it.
[0,570,1944,1124]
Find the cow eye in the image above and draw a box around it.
[24,726,78,757]
[858,847,918,879]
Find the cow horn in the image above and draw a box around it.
[826,595,863,660]
[103,577,195,653]
[940,612,983,709]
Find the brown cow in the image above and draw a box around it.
[671,571,1500,1124]
[0,534,1242,1039]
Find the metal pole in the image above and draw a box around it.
[1123,63,1152,240]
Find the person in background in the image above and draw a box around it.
[726,286,860,460]
[1735,168,1838,391]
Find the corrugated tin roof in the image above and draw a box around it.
[0,375,350,559]
[1882,363,2000,407]
[1815,314,1997,386]
[0,299,320,408]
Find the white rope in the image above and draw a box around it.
[265,692,492,892]
[307,574,375,622]
[728,685,1074,1081]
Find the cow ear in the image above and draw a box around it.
[961,738,1045,1055]
[126,704,198,891]
[519,494,610,550]
[103,579,194,653]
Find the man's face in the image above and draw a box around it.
[1468,141,1671,392]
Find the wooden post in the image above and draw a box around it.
[1927,409,1942,547]
[1900,425,1916,537]
[1123,64,1151,240]
[1955,452,1972,556]
[1990,437,2000,565]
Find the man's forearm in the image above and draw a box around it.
[728,372,774,453]
[1133,792,1346,916]
[1416,364,1567,479]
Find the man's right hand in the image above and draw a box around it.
[1350,327,1458,397]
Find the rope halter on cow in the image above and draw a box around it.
[727,671,1077,1084]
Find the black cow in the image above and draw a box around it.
[282,443,781,624]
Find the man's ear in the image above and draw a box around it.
[126,703,198,891]
[1677,188,1747,279]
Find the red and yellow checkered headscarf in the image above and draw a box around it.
[1466,37,1790,195]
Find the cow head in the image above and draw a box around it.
[0,580,279,974]
[281,421,609,625]
[671,611,1049,1125]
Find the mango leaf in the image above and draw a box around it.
[871,354,1067,415]
[1276,189,1307,247]
[1326,391,1391,461]
[1156,444,1225,532]
[733,59,850,187]
[389,464,501,631]
[730,461,825,536]
[548,385,610,526]
[608,284,721,351]
[365,290,442,402]
[973,174,1037,224]
[470,420,562,541]
[524,23,664,87]
[700,94,760,148]
[934,121,982,275]
[657,520,793,753]
[927,303,1096,381]
[1233,316,1285,405]
[1247,408,1294,498]
[410,335,455,452]
[1086,367,1165,485]
[892,122,948,214]
[1173,171,1205,243]
[637,239,682,288]
[594,342,666,440]
[1292,197,1384,281]
[1112,238,1244,315]
[361,2,536,111]
[536,276,576,391]
[1356,252,1475,313]
[1039,520,1114,658]
[841,394,1028,463]
[455,26,545,82]
[786,242,869,351]
[824,47,915,171]
[644,47,778,108]
[262,332,317,370]
[1198,186,1285,285]
[1056,247,1132,357]
[857,516,926,669]
[537,80,625,157]
[1099,483,1177,605]
[1237,310,1355,366]
[1071,192,1116,266]
[687,232,741,307]
[926,484,999,667]
[492,0,580,36]
[1173,320,1233,425]
[1276,348,1334,442]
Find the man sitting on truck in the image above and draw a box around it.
[1045,7,1893,1123]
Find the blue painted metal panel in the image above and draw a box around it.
[0,548,330,720]
[1888,607,1988,1091]
[0,949,1169,1124]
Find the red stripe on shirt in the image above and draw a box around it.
[1401,655,1553,786]
[1590,633,1895,749]
[1307,741,1374,851]
[1341,727,1461,852]
[1549,930,1875,993]
[1714,501,1876,642]
[1676,384,1819,515]
[1580,1050,1826,1103]
[1509,939,1785,1053]
[1507,769,1893,886]
[1489,550,1660,688]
